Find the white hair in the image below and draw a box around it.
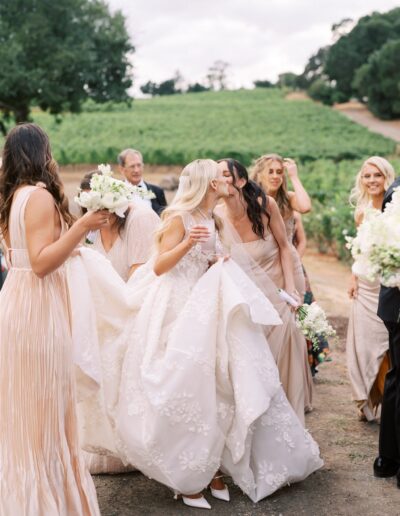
[117,148,143,166]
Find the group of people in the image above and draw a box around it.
[0,121,397,515]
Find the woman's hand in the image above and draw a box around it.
[207,254,230,268]
[79,210,111,232]
[284,158,298,180]
[348,274,358,299]
[186,225,210,248]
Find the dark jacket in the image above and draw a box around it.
[378,177,400,323]
[145,182,167,216]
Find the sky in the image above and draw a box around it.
[107,0,400,94]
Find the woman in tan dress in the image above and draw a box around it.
[346,156,395,421]
[0,123,105,515]
[250,154,311,297]
[79,171,160,473]
[217,158,313,424]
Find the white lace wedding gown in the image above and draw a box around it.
[81,212,322,502]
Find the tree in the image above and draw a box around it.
[0,0,133,132]
[353,39,400,119]
[140,76,182,96]
[187,83,210,93]
[277,72,298,89]
[331,17,354,42]
[324,9,400,98]
[297,46,330,89]
[206,60,230,90]
[253,80,274,88]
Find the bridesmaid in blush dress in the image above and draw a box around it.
[0,124,107,515]
[217,158,313,424]
[250,154,311,297]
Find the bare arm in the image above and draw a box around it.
[348,208,364,298]
[267,197,297,297]
[293,211,307,258]
[25,189,110,278]
[153,216,210,276]
[285,159,311,213]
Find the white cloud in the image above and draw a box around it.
[108,0,400,93]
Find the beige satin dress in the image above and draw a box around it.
[234,231,313,425]
[346,276,389,420]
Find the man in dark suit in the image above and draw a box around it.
[118,148,167,216]
[374,176,400,485]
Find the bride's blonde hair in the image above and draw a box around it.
[155,159,223,245]
[349,156,395,209]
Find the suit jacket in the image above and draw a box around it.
[144,182,167,216]
[378,177,400,323]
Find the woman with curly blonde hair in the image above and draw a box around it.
[347,156,395,421]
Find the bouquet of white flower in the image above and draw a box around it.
[74,164,154,218]
[296,302,336,351]
[346,187,400,287]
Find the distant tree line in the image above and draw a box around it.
[140,60,229,96]
[253,8,400,120]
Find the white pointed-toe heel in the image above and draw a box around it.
[173,492,211,509]
[210,484,230,502]
[209,474,230,502]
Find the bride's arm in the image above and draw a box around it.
[267,197,298,299]
[25,188,110,278]
[153,216,210,276]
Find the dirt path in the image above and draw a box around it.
[93,259,400,516]
[335,101,400,144]
[60,170,400,515]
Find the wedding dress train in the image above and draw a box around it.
[71,213,323,502]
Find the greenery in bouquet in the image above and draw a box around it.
[296,302,336,352]
[346,188,400,287]
[74,164,154,217]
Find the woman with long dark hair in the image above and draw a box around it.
[216,158,313,424]
[0,123,105,514]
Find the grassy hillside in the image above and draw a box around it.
[26,88,395,165]
[3,88,399,259]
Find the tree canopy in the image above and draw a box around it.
[0,0,133,131]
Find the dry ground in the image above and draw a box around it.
[60,168,400,516]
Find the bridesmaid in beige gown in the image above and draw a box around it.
[217,158,313,425]
[0,124,105,515]
[346,157,395,421]
[79,171,160,473]
[250,154,312,297]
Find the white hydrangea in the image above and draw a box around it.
[346,187,400,288]
[74,164,154,217]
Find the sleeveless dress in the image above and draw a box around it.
[86,211,323,502]
[0,186,100,515]
[346,216,390,421]
[226,226,314,424]
[284,215,306,297]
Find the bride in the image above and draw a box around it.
[81,159,323,509]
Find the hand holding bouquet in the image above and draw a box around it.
[346,187,400,287]
[296,302,336,352]
[75,164,154,218]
